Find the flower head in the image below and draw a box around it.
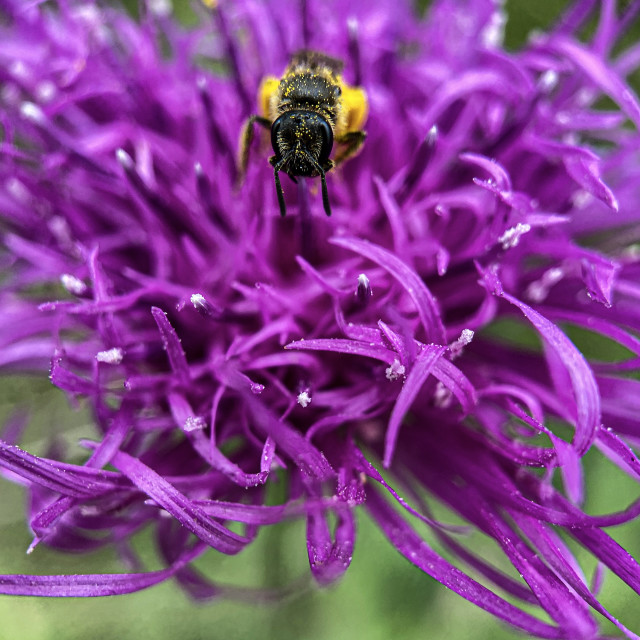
[1,0,640,637]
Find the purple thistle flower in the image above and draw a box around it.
[1,0,640,636]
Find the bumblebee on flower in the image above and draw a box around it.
[239,50,368,216]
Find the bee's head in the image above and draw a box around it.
[271,110,333,177]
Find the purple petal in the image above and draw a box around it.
[0,440,129,497]
[545,36,640,129]
[384,345,446,467]
[151,306,190,387]
[366,488,566,639]
[330,237,445,344]
[480,266,600,456]
[0,545,205,597]
[109,449,248,554]
[286,337,396,364]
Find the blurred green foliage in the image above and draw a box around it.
[1,373,639,639]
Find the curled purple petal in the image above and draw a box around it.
[110,450,248,555]
[384,345,446,467]
[330,237,445,344]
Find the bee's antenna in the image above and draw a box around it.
[272,159,287,216]
[318,166,331,217]
[304,152,332,217]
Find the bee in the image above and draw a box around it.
[238,50,368,217]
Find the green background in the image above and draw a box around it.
[1,1,640,639]
[1,376,639,639]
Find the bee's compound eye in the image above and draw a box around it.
[270,115,284,155]
[318,117,334,164]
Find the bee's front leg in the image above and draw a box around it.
[269,155,288,217]
[322,159,335,173]
[237,115,271,185]
[333,131,366,167]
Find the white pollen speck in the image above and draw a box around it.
[545,267,564,284]
[538,69,559,92]
[6,177,29,202]
[526,282,546,303]
[96,348,124,364]
[498,223,531,249]
[356,273,372,300]
[71,5,108,42]
[449,329,474,359]
[61,273,87,295]
[116,148,133,169]
[297,390,312,408]
[20,101,45,123]
[386,359,405,381]
[191,293,205,306]
[9,60,28,80]
[459,328,474,345]
[36,81,56,103]
[572,189,593,209]
[149,0,172,16]
[48,216,72,244]
[576,87,595,107]
[525,267,565,303]
[79,505,101,516]
[190,293,217,318]
[72,5,101,23]
[433,381,453,408]
[481,10,505,48]
[184,415,206,432]
[622,245,640,260]
[436,248,449,276]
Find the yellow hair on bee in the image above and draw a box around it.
[337,83,368,134]
[259,76,280,119]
